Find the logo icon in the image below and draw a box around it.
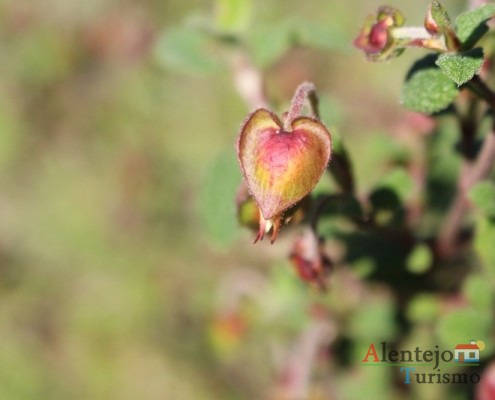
[454,340,484,363]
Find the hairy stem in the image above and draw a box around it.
[285,82,318,130]
[392,26,432,40]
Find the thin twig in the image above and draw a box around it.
[438,128,495,257]
[437,74,495,257]
[273,319,336,400]
[467,76,495,108]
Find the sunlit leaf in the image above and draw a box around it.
[435,48,484,86]
[407,294,440,323]
[406,244,433,274]
[455,3,495,48]
[462,274,494,311]
[474,217,495,277]
[469,181,495,218]
[214,0,252,34]
[247,21,293,67]
[347,296,397,341]
[437,308,492,352]
[401,68,458,113]
[373,168,414,203]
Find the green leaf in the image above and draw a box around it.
[462,274,493,311]
[406,294,440,323]
[247,17,349,68]
[214,0,252,34]
[430,1,453,31]
[401,68,458,113]
[474,217,495,277]
[455,3,495,47]
[154,27,221,74]
[291,18,349,52]
[199,151,242,249]
[437,308,492,351]
[435,48,484,86]
[347,297,396,341]
[469,181,495,218]
[247,21,293,67]
[406,244,433,274]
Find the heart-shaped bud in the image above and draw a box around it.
[237,108,331,242]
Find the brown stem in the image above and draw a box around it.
[458,99,480,160]
[273,319,335,399]
[438,75,495,258]
[467,76,495,108]
[437,128,495,258]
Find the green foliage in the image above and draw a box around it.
[474,217,495,276]
[469,181,495,218]
[13,29,75,86]
[406,294,440,323]
[247,21,293,67]
[347,296,397,341]
[372,168,413,205]
[462,274,494,311]
[292,18,349,52]
[435,48,484,86]
[430,1,453,31]
[338,362,392,400]
[214,0,252,34]
[437,308,493,351]
[247,18,347,68]
[154,27,222,74]
[401,68,458,113]
[199,151,242,249]
[455,3,495,47]
[406,244,433,274]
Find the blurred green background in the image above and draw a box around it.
[1,0,488,399]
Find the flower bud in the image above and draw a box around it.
[423,1,460,50]
[236,181,260,231]
[237,108,331,243]
[289,229,332,290]
[424,4,440,35]
[354,6,405,61]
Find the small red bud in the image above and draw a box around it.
[424,5,440,35]
[289,229,332,290]
[354,6,405,61]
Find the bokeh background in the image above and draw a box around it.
[1,0,491,399]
